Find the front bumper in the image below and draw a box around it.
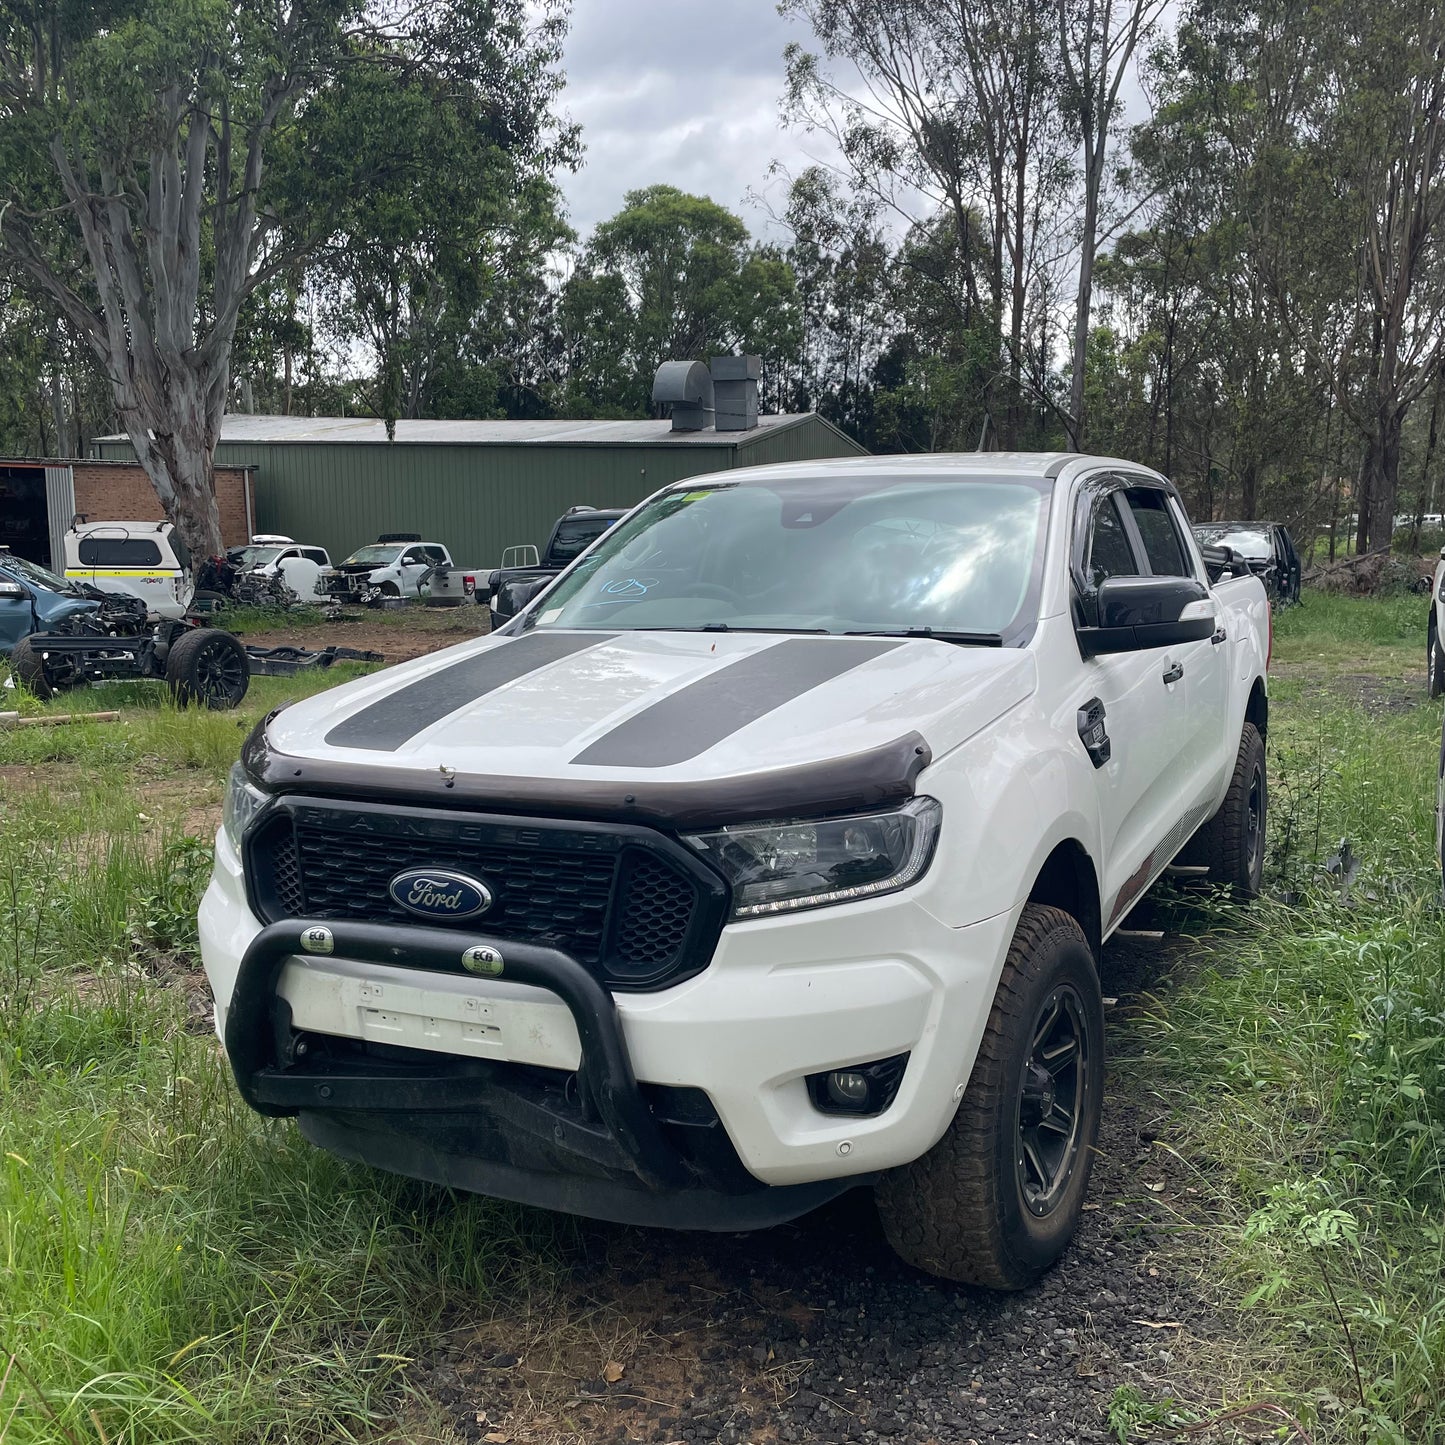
[201,828,1020,1220]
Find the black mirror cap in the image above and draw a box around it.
[1079,575,1214,656]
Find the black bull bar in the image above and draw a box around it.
[226,919,691,1191]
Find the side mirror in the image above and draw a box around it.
[1078,576,1217,656]
[0,580,29,601]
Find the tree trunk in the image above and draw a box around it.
[1067,161,1100,451]
[1239,459,1259,520]
[118,364,226,561]
[1361,407,1404,555]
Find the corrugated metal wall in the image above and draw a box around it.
[97,416,866,567]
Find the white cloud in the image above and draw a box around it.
[555,1,839,241]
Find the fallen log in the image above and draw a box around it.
[0,710,123,728]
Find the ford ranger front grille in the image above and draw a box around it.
[244,797,729,990]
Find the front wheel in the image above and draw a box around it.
[1429,616,1445,698]
[875,904,1104,1289]
[165,627,250,709]
[9,637,59,699]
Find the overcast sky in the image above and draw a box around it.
[556,2,840,242]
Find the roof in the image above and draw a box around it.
[94,413,836,448]
[655,451,1097,487]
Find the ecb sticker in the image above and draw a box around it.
[462,945,504,976]
[300,926,335,956]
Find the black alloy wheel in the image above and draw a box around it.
[1016,984,1090,1218]
[193,635,245,703]
[1246,763,1265,881]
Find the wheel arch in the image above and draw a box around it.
[1245,676,1268,741]
[1025,839,1101,962]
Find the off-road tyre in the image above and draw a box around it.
[875,904,1104,1289]
[1428,615,1445,698]
[9,637,55,699]
[1178,722,1266,899]
[165,626,250,709]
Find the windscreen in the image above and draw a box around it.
[1197,526,1272,560]
[2,555,72,593]
[245,547,286,566]
[527,475,1049,641]
[341,545,403,566]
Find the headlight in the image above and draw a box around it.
[686,797,941,919]
[222,762,269,851]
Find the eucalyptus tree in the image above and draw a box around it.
[781,0,1072,446]
[0,0,573,556]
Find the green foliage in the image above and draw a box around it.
[1105,1385,1195,1442]
[1124,609,1445,1440]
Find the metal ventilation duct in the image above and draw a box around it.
[652,360,715,431]
[711,354,761,431]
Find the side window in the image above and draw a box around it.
[302,548,328,565]
[1086,496,1139,588]
[1124,488,1192,578]
[423,546,447,565]
[401,548,423,566]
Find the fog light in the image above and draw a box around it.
[826,1070,871,1108]
[806,1053,909,1117]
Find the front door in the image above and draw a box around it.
[1072,486,1189,923]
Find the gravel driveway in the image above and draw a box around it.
[412,944,1225,1445]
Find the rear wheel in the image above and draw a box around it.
[1429,615,1445,698]
[875,904,1104,1289]
[165,627,250,709]
[9,637,57,699]
[1178,722,1266,899]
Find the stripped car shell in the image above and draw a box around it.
[201,453,1271,1285]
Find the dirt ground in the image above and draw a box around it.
[397,942,1225,1445]
[232,601,491,664]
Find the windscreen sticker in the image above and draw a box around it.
[539,608,564,623]
[599,577,657,597]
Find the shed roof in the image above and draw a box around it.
[96,412,838,448]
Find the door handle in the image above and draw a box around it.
[1162,661,1184,685]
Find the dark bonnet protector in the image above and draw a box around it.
[241,716,933,830]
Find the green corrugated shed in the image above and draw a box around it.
[94,413,867,567]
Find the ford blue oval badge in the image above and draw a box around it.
[388,868,493,920]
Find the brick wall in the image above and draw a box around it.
[71,463,252,548]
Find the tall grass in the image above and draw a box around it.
[1124,598,1445,1443]
[0,771,565,1443]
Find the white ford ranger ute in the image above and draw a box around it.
[202,454,1270,1288]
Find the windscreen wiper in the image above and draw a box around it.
[844,627,1004,647]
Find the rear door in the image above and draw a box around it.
[1118,485,1231,821]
